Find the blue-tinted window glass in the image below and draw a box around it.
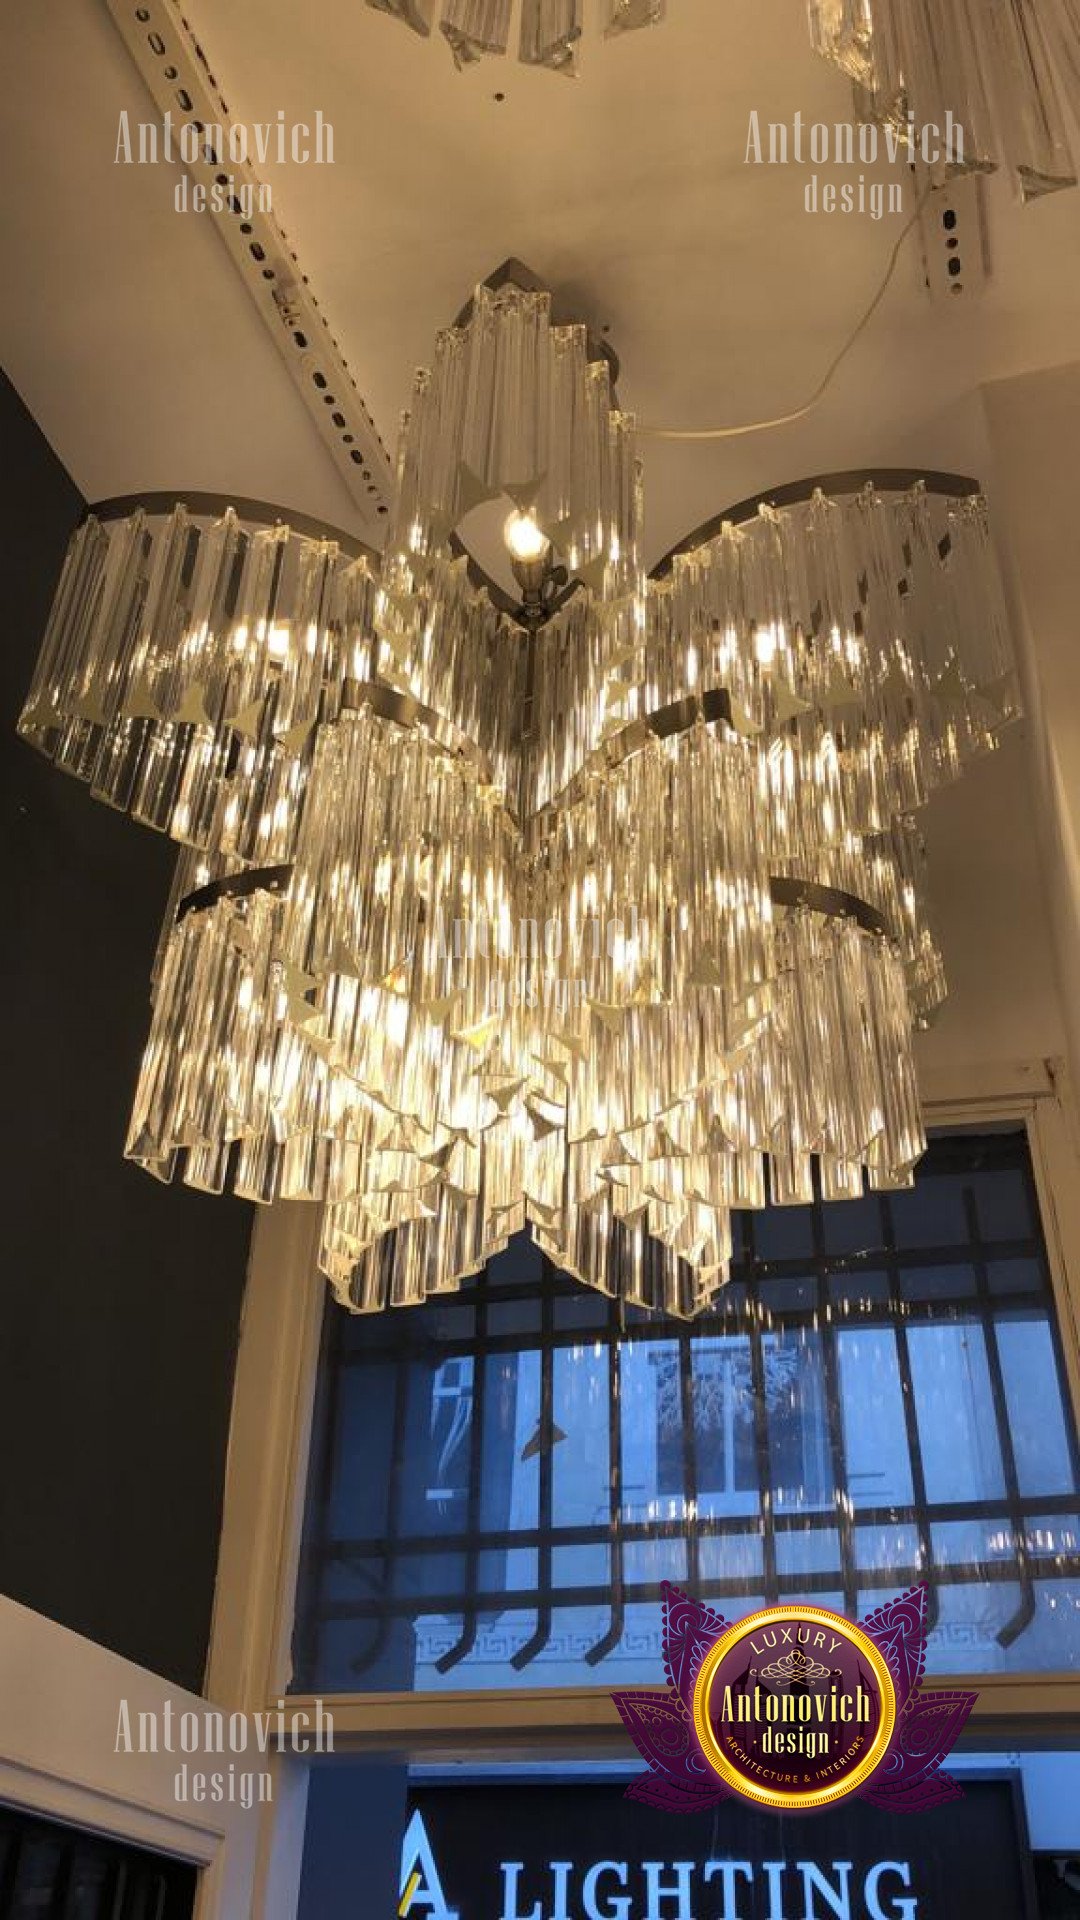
[998,1319,1076,1495]
[837,1327,914,1510]
[481,1349,540,1531]
[765,1330,832,1512]
[909,1323,1007,1502]
[553,1345,611,1527]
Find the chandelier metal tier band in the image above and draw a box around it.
[175,865,294,925]
[175,863,893,942]
[340,679,500,785]
[83,490,380,563]
[653,469,984,575]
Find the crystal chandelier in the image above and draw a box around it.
[19,276,1019,1316]
[366,0,666,72]
[809,0,1080,199]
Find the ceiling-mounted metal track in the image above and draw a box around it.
[104,0,394,542]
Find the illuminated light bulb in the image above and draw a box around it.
[504,510,551,565]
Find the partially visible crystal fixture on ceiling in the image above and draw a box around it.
[809,0,1080,200]
[366,0,666,72]
[20,279,1020,1315]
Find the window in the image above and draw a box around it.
[292,1130,1080,1694]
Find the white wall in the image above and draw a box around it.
[0,1593,233,1859]
[915,731,1066,1083]
[0,1594,263,1911]
[980,361,1080,1093]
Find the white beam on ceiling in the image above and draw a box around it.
[104,0,395,543]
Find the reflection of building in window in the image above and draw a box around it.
[293,1131,1080,1695]
[426,1360,474,1512]
[652,1345,801,1507]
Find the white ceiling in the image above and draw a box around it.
[1,0,1072,1067]
[6,0,1080,555]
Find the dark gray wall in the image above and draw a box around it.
[0,369,252,1694]
[298,1762,407,1919]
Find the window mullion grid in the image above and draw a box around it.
[511,1259,557,1670]
[349,1345,412,1680]
[813,1172,858,1618]
[1022,1142,1080,1485]
[314,1488,1080,1571]
[434,1277,490,1674]
[294,1302,343,1690]
[745,1218,778,1603]
[298,1549,1080,1626]
[963,1185,1037,1650]
[678,1315,701,1598]
[583,1292,625,1666]
[879,1189,939,1633]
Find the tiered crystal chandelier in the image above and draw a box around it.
[366,0,665,71]
[810,0,1080,199]
[19,277,1019,1316]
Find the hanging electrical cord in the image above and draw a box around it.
[640,184,933,442]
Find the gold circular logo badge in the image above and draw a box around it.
[692,1604,897,1811]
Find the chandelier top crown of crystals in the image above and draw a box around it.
[19,273,1020,1316]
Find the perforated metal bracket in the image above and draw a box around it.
[916,168,992,306]
[104,0,394,541]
